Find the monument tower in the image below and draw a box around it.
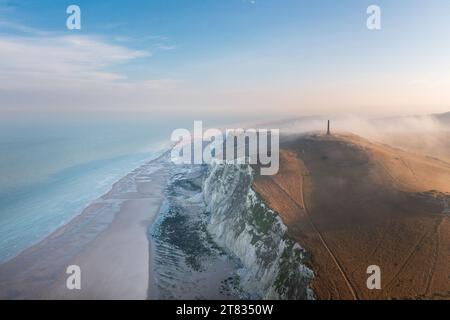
[327,120,331,135]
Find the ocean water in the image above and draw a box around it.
[0,116,174,263]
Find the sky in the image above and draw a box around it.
[1,0,450,121]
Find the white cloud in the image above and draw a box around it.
[0,23,185,113]
[0,34,149,88]
[156,43,178,51]
[0,20,48,36]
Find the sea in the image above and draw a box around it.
[0,115,178,263]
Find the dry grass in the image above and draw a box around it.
[254,133,450,300]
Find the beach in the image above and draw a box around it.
[0,153,169,299]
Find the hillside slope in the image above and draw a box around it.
[253,133,450,300]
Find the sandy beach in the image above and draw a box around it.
[0,153,169,300]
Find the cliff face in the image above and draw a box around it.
[203,162,314,300]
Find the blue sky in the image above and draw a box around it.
[1,0,450,120]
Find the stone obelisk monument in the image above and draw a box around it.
[327,120,331,135]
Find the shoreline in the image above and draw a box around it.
[0,151,170,299]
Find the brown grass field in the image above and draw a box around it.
[253,133,450,300]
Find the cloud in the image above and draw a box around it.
[114,34,178,52]
[156,43,178,51]
[0,20,48,35]
[0,22,185,113]
[0,34,149,88]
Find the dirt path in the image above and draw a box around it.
[268,175,359,300]
[424,215,445,296]
[298,175,359,300]
[379,229,429,298]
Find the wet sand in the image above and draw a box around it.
[0,153,169,300]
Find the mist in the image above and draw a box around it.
[275,112,450,162]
